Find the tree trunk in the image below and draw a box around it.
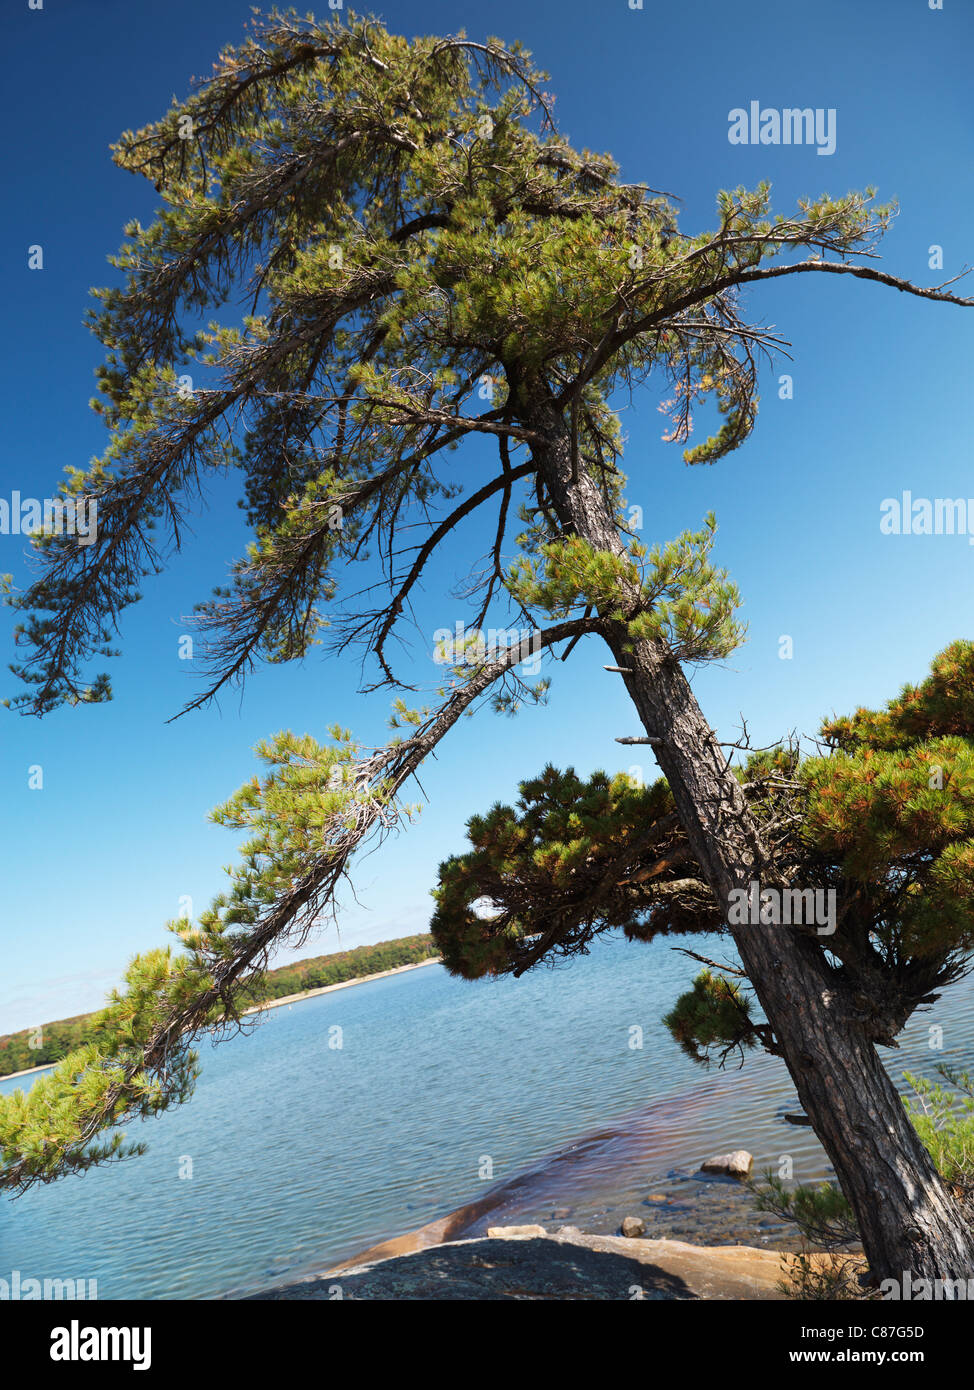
[525,387,974,1283]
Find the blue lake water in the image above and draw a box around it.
[3,931,973,1299]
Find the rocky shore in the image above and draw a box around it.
[245,1148,862,1300]
[247,1225,854,1300]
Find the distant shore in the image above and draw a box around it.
[0,956,443,1083]
[239,955,442,1016]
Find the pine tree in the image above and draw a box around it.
[3,9,973,1283]
[431,643,974,1280]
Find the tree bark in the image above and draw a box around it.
[525,387,974,1283]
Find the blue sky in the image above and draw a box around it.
[1,0,972,1032]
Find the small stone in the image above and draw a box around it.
[699,1150,753,1179]
[620,1216,647,1238]
[486,1224,547,1239]
[555,1225,582,1237]
[646,1194,668,1203]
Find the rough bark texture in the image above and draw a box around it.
[525,386,974,1284]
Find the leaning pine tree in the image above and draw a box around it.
[3,10,973,1283]
[431,641,974,1275]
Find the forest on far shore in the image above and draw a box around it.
[0,934,439,1079]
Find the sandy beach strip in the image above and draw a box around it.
[0,956,443,1083]
[239,955,442,1015]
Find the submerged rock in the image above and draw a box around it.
[620,1216,647,1238]
[699,1150,753,1179]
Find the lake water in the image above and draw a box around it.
[3,931,973,1299]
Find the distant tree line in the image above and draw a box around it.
[0,934,438,1079]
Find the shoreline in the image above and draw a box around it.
[0,955,443,1083]
[239,955,442,1015]
[249,1077,813,1297]
[247,1229,838,1301]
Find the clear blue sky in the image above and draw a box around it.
[2,0,972,1032]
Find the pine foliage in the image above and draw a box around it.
[433,642,974,1066]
